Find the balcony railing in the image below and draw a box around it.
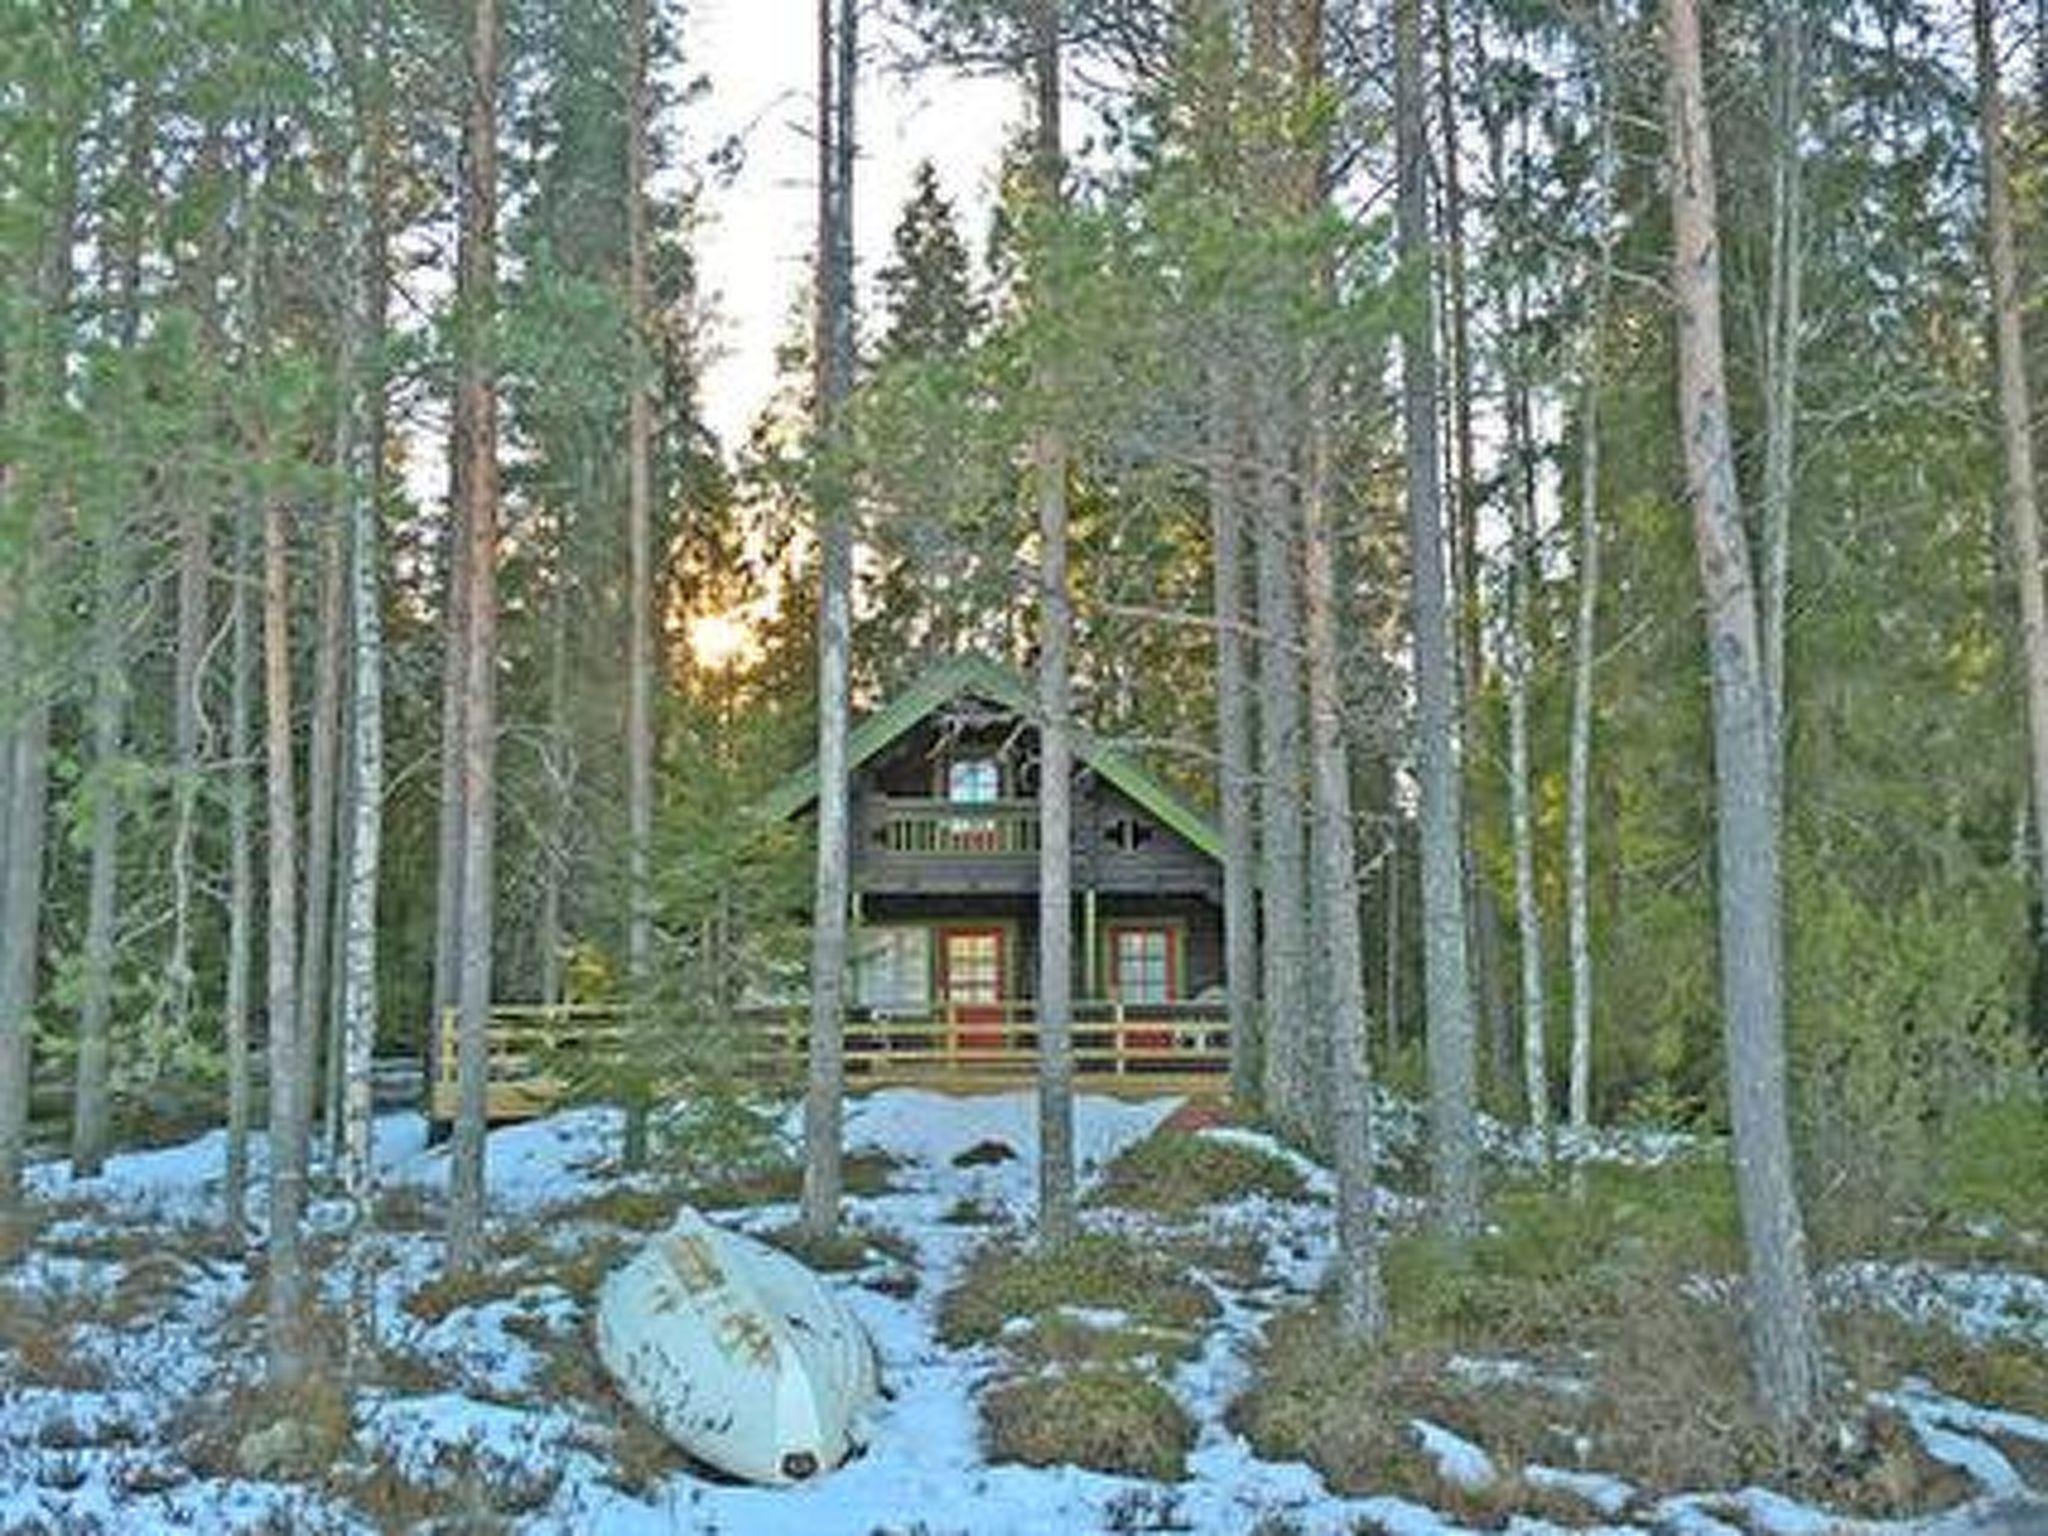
[429,998,1230,1123]
[867,797,1041,858]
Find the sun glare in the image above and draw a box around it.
[687,611,754,671]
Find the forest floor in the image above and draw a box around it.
[1,1085,2046,1535]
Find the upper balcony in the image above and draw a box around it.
[865,797,1040,858]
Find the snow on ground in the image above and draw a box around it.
[2,1090,2046,1534]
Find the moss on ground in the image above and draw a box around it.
[1089,1129,1309,1215]
[982,1368,1195,1482]
[936,1232,1216,1349]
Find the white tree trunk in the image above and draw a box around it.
[1567,1,1616,1138]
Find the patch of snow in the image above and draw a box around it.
[1410,1418,1498,1492]
[1522,1463,1635,1515]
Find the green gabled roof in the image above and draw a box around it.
[759,653,1224,864]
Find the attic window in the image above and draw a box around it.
[1104,816,1154,851]
[947,758,1000,804]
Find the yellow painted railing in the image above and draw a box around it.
[429,999,1230,1123]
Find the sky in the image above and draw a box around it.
[681,2,1026,453]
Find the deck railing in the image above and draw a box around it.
[429,998,1229,1122]
[868,798,1041,858]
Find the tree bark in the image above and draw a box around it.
[0,104,76,1217]
[1760,3,1804,745]
[1031,0,1076,1247]
[263,488,308,1389]
[72,144,147,1180]
[1304,368,1384,1338]
[1254,375,1312,1139]
[1505,392,1547,1151]
[625,0,655,1010]
[302,479,346,1170]
[1665,0,1821,1425]
[802,0,858,1241]
[1977,0,2048,952]
[71,493,127,1179]
[448,0,502,1274]
[1398,0,1479,1237]
[1567,0,1616,1138]
[225,492,255,1237]
[1208,359,1260,1105]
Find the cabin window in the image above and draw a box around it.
[1103,816,1154,851]
[1109,925,1175,1005]
[852,926,931,1013]
[946,757,1001,804]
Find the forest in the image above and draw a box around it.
[2,0,2048,1530]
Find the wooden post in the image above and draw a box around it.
[1082,889,1098,998]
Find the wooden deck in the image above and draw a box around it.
[428,1000,1231,1123]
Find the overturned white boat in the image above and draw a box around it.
[594,1206,883,1486]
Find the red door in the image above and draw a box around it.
[939,928,1007,1054]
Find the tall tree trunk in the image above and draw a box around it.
[1978,0,2048,951]
[0,106,77,1217]
[802,0,858,1241]
[1305,379,1383,1339]
[1208,358,1259,1105]
[448,0,502,1274]
[1398,0,1479,1237]
[263,490,308,1389]
[1032,0,1076,1246]
[1246,4,1312,1143]
[1760,3,1804,744]
[225,495,256,1235]
[1254,378,1311,1138]
[71,499,127,1179]
[1567,0,1616,1138]
[302,488,346,1171]
[339,67,388,1358]
[619,0,657,1170]
[1501,131,1548,1149]
[624,0,655,1013]
[73,145,147,1180]
[1665,0,1821,1425]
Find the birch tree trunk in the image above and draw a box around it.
[338,45,387,1357]
[1976,0,2048,950]
[1665,0,1821,1424]
[1398,0,1479,1237]
[301,488,346,1170]
[448,0,502,1274]
[801,0,858,1241]
[1567,0,1616,1138]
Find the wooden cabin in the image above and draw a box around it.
[431,655,1231,1123]
[759,654,1231,1092]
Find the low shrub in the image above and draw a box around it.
[1090,1131,1307,1215]
[936,1233,1216,1348]
[982,1367,1194,1481]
